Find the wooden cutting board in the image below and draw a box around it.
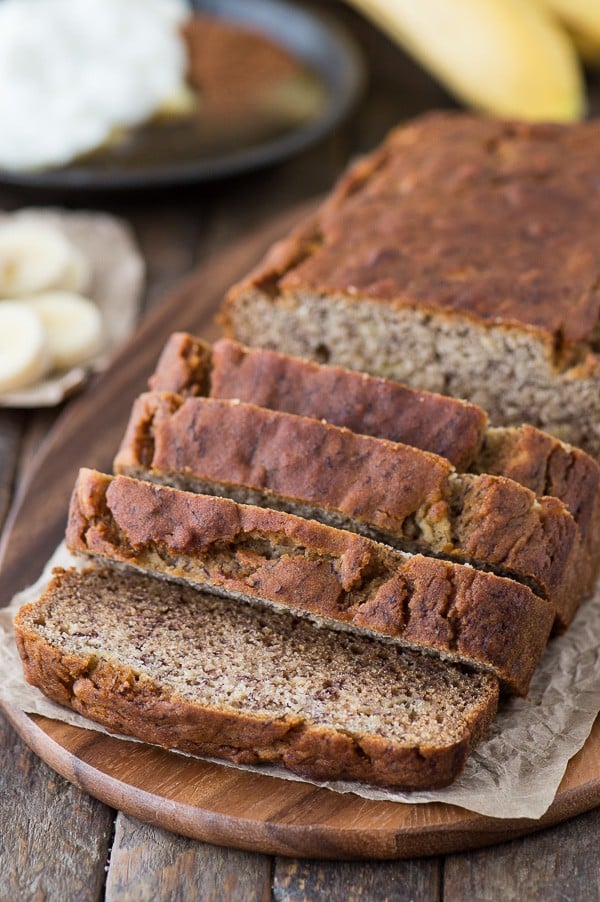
[2,202,600,860]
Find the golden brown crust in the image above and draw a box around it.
[15,626,478,789]
[149,336,600,557]
[115,392,454,536]
[149,333,213,398]
[66,469,555,694]
[114,392,586,628]
[150,335,487,470]
[477,425,600,558]
[14,567,500,790]
[224,113,600,352]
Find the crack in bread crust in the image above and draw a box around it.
[149,336,600,567]
[220,114,600,460]
[66,469,554,694]
[114,393,588,628]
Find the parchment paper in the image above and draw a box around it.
[1,543,600,820]
[0,208,145,407]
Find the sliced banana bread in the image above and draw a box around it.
[14,566,500,790]
[149,335,600,554]
[66,469,555,694]
[220,113,600,461]
[150,334,488,470]
[114,392,587,628]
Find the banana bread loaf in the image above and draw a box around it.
[14,566,500,790]
[220,113,600,461]
[66,469,555,694]
[150,334,600,550]
[114,392,588,628]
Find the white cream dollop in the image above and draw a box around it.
[0,0,189,171]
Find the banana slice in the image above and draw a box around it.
[0,302,53,392]
[24,292,104,370]
[0,221,74,298]
[58,246,92,294]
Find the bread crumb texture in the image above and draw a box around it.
[223,113,600,460]
[15,567,499,789]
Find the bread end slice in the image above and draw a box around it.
[14,567,499,790]
[66,468,554,695]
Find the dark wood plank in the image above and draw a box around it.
[273,857,441,901]
[0,410,22,533]
[0,709,114,900]
[15,408,63,490]
[127,204,203,313]
[190,135,347,270]
[443,809,600,902]
[105,813,271,902]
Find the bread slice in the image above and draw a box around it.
[474,426,600,555]
[66,469,555,694]
[149,335,600,555]
[114,392,588,629]
[150,334,488,470]
[14,566,500,790]
[220,113,600,462]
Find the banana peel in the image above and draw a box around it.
[534,0,600,45]
[533,0,600,65]
[569,27,600,66]
[347,0,585,121]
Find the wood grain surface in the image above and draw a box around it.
[2,2,600,895]
[443,808,600,902]
[0,712,114,900]
[105,813,272,902]
[2,203,600,861]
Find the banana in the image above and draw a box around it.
[534,0,600,45]
[569,28,600,66]
[346,0,585,121]
[532,0,600,66]
[0,221,73,298]
[0,302,53,393]
[0,220,93,297]
[23,292,104,370]
[58,246,92,294]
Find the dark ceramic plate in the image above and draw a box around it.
[0,0,363,190]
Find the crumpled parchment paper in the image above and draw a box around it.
[1,543,599,820]
[0,208,144,407]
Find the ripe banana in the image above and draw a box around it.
[0,221,91,298]
[346,0,585,121]
[570,29,600,66]
[533,0,600,65]
[24,292,104,370]
[59,246,92,294]
[0,302,53,392]
[534,0,600,45]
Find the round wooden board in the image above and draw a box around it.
[2,202,600,859]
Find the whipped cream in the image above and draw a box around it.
[0,0,189,171]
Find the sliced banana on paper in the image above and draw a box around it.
[23,292,104,370]
[0,221,91,297]
[0,302,53,392]
[59,247,92,294]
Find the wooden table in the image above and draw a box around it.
[1,5,600,899]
